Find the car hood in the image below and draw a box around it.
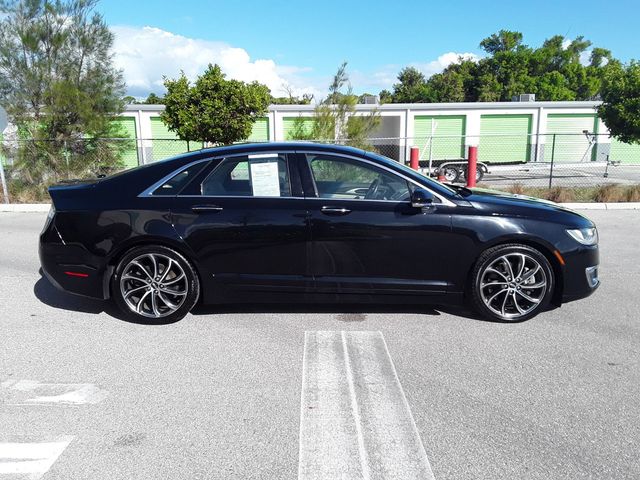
[462,187,594,226]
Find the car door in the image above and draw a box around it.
[301,151,456,296]
[169,151,311,301]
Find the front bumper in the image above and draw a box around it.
[561,245,600,303]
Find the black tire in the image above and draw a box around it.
[469,244,554,322]
[111,245,200,323]
[442,166,460,183]
[463,166,484,183]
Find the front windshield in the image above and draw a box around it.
[365,151,459,196]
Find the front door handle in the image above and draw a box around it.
[191,204,224,213]
[320,206,351,215]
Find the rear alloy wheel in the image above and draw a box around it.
[470,244,554,322]
[112,245,199,323]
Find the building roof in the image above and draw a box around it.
[125,100,601,113]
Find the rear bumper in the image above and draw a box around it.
[39,229,109,300]
[561,245,600,303]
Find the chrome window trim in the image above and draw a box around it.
[171,195,413,205]
[138,158,212,197]
[299,150,457,207]
[139,149,457,208]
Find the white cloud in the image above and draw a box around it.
[412,52,481,77]
[358,52,481,93]
[111,27,484,100]
[111,25,318,98]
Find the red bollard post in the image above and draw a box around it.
[467,145,478,187]
[410,147,419,170]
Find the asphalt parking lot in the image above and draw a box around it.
[1,210,639,480]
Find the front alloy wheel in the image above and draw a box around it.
[112,246,199,323]
[471,244,554,322]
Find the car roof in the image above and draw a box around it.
[181,141,367,158]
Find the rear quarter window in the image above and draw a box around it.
[152,162,208,196]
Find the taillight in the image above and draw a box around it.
[41,204,56,233]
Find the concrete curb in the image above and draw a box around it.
[1,202,640,213]
[0,203,51,212]
[562,202,640,210]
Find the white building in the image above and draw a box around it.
[111,101,639,167]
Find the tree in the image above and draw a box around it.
[479,30,523,54]
[161,64,270,145]
[428,72,466,102]
[381,31,617,103]
[287,62,380,149]
[598,61,640,144]
[271,94,313,105]
[379,89,392,103]
[143,93,164,104]
[391,67,436,103]
[0,0,128,187]
[271,84,313,105]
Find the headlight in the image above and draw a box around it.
[566,227,598,245]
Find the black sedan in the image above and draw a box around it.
[39,142,599,323]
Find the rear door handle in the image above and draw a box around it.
[191,205,224,213]
[320,206,351,215]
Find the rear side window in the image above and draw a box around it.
[201,154,292,197]
[152,161,208,196]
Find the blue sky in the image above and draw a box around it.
[100,0,639,98]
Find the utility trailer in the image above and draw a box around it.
[418,159,620,184]
[417,159,490,183]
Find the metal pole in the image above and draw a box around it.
[0,159,8,204]
[467,145,478,188]
[410,147,419,170]
[548,133,556,189]
[428,136,433,175]
[428,121,435,176]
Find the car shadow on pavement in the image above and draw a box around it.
[33,271,138,323]
[34,271,490,325]
[34,272,105,315]
[191,302,487,322]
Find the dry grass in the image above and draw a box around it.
[545,187,576,203]
[592,184,625,203]
[2,181,50,204]
[495,183,640,203]
[624,184,640,202]
[506,183,526,195]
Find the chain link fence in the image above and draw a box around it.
[362,133,640,201]
[1,134,639,203]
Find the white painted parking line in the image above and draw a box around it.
[1,380,108,405]
[299,331,435,480]
[0,437,72,479]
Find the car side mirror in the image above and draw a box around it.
[411,188,435,208]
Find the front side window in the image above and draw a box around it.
[308,154,412,201]
[201,154,292,197]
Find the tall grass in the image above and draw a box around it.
[496,183,640,203]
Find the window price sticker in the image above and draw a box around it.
[250,160,281,197]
